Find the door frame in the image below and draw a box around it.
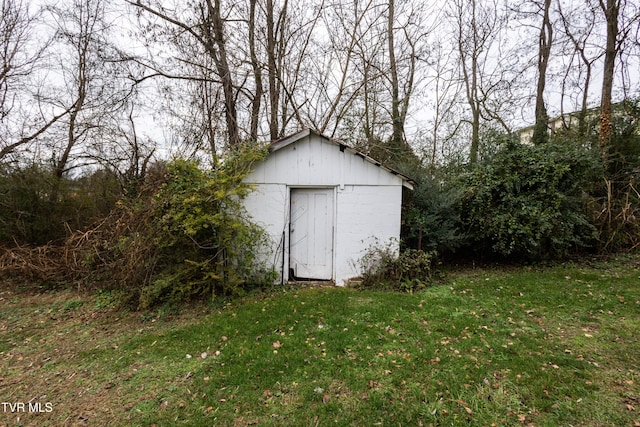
[286,186,337,282]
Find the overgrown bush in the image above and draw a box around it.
[78,145,275,308]
[458,139,599,261]
[402,167,468,256]
[139,153,274,307]
[592,100,640,252]
[1,146,276,306]
[0,164,120,245]
[357,241,436,292]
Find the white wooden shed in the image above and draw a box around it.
[242,129,414,286]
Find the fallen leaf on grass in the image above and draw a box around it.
[272,341,281,349]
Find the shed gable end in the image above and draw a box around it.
[246,132,408,188]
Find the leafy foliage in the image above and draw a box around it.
[64,145,275,308]
[139,151,274,307]
[402,164,468,256]
[357,240,436,292]
[593,99,640,251]
[0,164,120,245]
[458,140,599,261]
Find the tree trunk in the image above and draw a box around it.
[456,0,481,165]
[55,0,92,178]
[205,0,240,148]
[532,0,552,145]
[248,0,262,142]
[388,0,403,146]
[599,0,619,159]
[266,0,279,141]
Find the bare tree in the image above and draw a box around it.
[557,0,600,136]
[247,0,263,141]
[450,0,506,164]
[425,34,463,169]
[313,0,430,162]
[0,0,70,161]
[204,0,240,147]
[45,0,133,178]
[88,100,156,192]
[596,0,640,154]
[304,0,377,137]
[258,0,317,141]
[0,0,30,122]
[388,0,402,145]
[48,0,96,177]
[387,0,426,147]
[129,0,322,150]
[268,0,323,137]
[129,0,242,149]
[265,0,281,141]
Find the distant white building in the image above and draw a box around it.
[242,129,413,286]
[517,109,597,144]
[517,102,635,144]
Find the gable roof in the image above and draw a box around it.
[269,129,415,190]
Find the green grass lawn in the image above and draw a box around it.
[1,255,639,426]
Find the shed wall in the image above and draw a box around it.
[242,132,405,285]
[243,183,402,285]
[241,183,288,277]
[334,185,401,284]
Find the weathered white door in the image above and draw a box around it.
[289,188,334,280]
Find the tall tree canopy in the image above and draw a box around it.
[0,0,637,167]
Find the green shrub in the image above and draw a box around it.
[402,169,468,256]
[0,164,120,245]
[458,140,599,261]
[80,145,275,308]
[358,241,436,292]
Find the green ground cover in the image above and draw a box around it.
[1,255,638,426]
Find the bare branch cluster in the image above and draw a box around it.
[1,0,639,170]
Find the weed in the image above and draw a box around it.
[359,245,437,292]
[61,300,84,311]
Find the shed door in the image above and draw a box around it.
[289,188,334,280]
